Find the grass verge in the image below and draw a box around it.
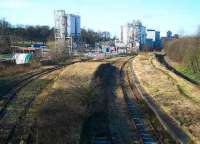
[132,53,200,143]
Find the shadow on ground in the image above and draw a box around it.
[80,63,120,144]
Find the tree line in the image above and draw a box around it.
[0,19,111,53]
[164,26,200,74]
[80,29,111,46]
[0,20,11,53]
[11,26,54,44]
[0,19,54,53]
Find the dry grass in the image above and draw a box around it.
[3,70,62,143]
[2,62,103,143]
[0,60,41,77]
[132,53,200,143]
[35,62,103,144]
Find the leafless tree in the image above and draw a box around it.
[164,26,200,74]
[0,19,11,53]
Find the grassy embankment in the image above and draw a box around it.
[132,53,200,143]
[164,37,200,83]
[165,57,200,83]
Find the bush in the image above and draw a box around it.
[164,36,200,74]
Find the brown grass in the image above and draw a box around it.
[132,53,200,143]
[0,60,41,77]
[2,61,103,143]
[35,62,102,144]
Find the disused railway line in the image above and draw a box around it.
[81,58,139,144]
[127,57,192,144]
[120,57,157,144]
[0,66,61,119]
[0,60,85,144]
[85,56,175,144]
[0,67,64,143]
[0,56,193,144]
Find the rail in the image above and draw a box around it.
[120,56,157,144]
[129,57,192,144]
[0,60,85,143]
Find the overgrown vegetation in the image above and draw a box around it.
[132,53,200,143]
[164,27,200,80]
[34,62,102,143]
[0,19,111,53]
[0,19,11,53]
[0,19,54,51]
[81,29,111,46]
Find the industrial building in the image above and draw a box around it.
[131,20,146,45]
[120,20,146,52]
[145,29,161,50]
[121,23,133,45]
[54,10,80,54]
[66,14,81,38]
[54,10,80,39]
[119,19,164,52]
[167,30,172,39]
[54,10,67,39]
[99,31,111,39]
[146,29,156,41]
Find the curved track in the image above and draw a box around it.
[0,61,82,143]
[129,56,192,144]
[86,56,173,144]
[120,57,157,144]
[0,56,191,144]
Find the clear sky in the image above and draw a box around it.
[0,0,199,37]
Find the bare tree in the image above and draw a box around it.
[0,19,11,53]
[196,25,200,47]
[164,26,200,74]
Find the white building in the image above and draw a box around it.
[54,10,67,39]
[121,23,133,45]
[120,20,146,47]
[146,29,156,41]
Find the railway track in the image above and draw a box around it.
[120,57,158,144]
[0,61,82,143]
[0,67,63,143]
[0,66,61,119]
[0,56,190,144]
[81,57,140,144]
[128,57,192,144]
[87,57,164,144]
[127,59,179,144]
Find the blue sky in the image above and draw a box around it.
[0,0,199,37]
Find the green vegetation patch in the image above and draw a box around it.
[174,64,200,83]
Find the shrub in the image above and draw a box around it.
[164,36,200,74]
